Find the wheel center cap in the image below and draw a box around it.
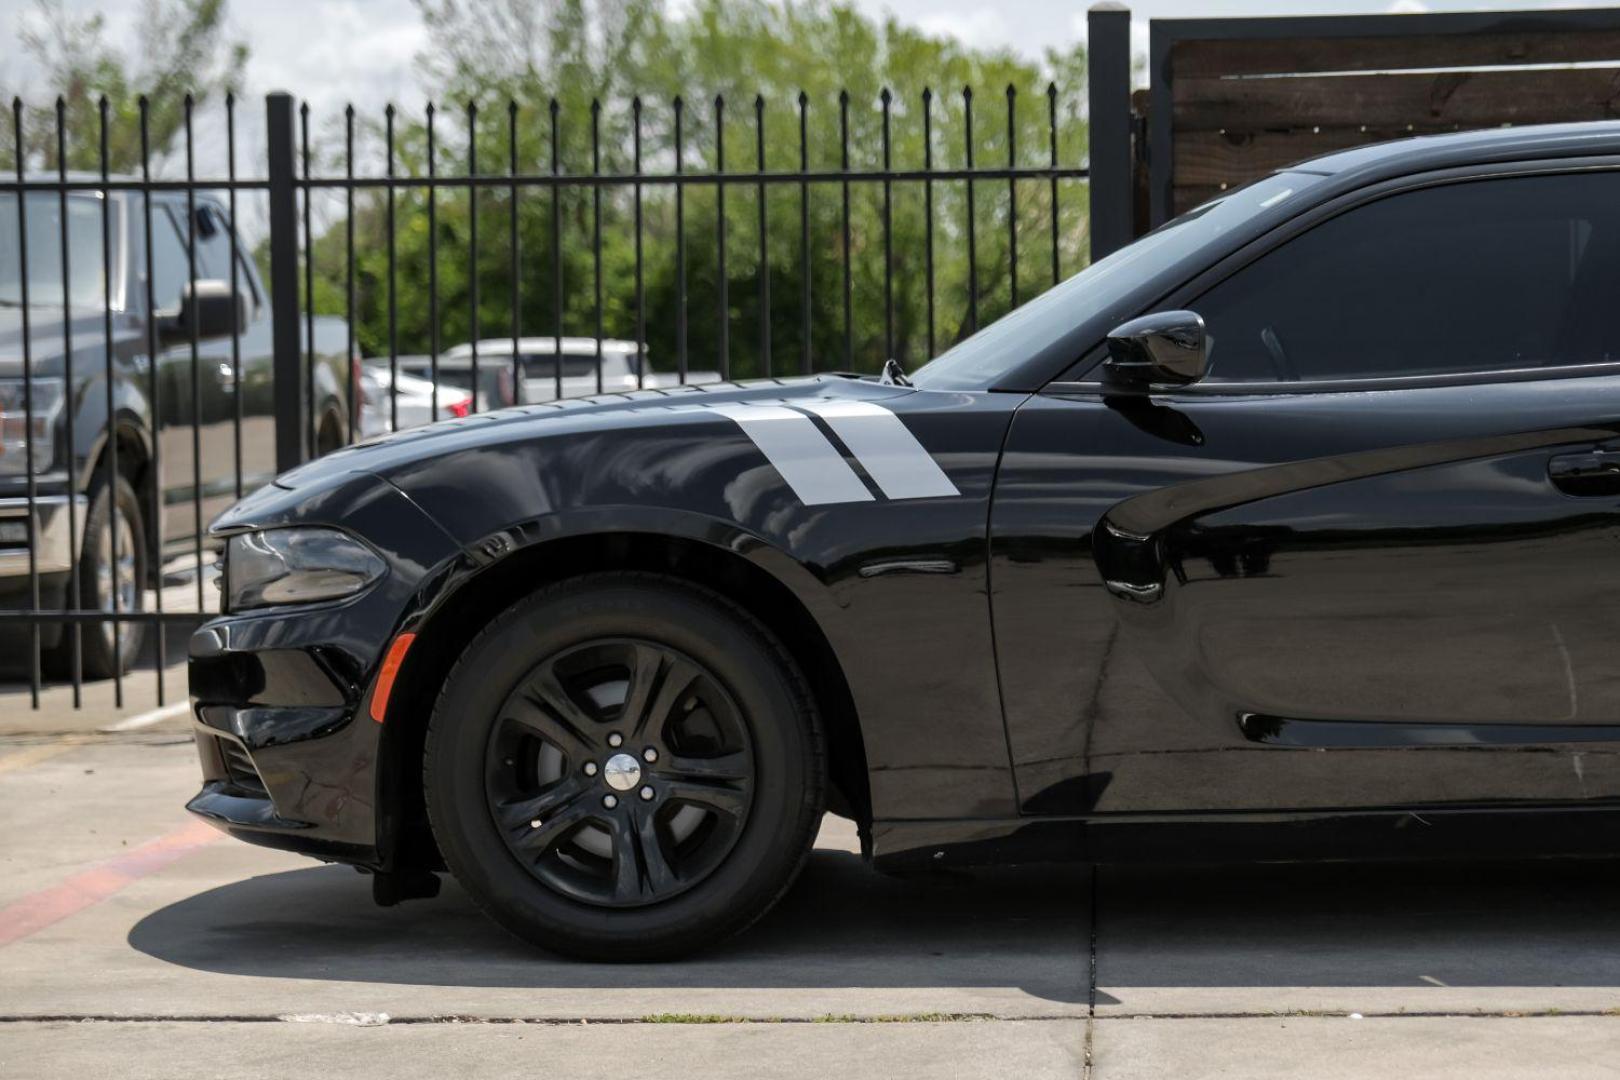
[602,753,642,792]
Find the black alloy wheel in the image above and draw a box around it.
[485,638,756,908]
[425,573,824,960]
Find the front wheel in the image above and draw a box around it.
[46,471,146,679]
[424,573,825,960]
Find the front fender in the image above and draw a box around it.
[447,502,840,622]
[377,385,1023,821]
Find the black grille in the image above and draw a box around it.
[218,738,268,799]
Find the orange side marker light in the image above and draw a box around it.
[370,632,417,723]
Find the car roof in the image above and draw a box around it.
[15,175,223,210]
[1288,121,1620,180]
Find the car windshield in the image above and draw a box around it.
[0,192,109,308]
[909,172,1323,390]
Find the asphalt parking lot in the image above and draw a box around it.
[4,697,1620,1078]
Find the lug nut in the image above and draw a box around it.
[643,747,659,763]
[583,762,598,776]
[607,733,624,748]
[639,785,655,801]
[602,794,618,809]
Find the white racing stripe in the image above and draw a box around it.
[794,399,959,500]
[703,403,876,505]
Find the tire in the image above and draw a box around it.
[315,408,344,457]
[424,573,825,961]
[46,470,146,680]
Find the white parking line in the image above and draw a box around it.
[101,701,192,733]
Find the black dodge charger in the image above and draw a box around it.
[189,122,1620,959]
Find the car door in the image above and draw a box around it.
[151,200,254,563]
[991,165,1620,817]
[189,200,276,499]
[171,200,265,526]
[144,200,198,555]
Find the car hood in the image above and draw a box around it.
[270,375,908,490]
[211,374,950,535]
[0,306,77,377]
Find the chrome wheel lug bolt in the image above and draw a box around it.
[607,733,624,748]
[602,794,618,809]
[583,762,598,777]
[639,785,654,801]
[643,747,658,764]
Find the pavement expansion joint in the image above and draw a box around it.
[0,1013,1070,1027]
[5,1010,1615,1027]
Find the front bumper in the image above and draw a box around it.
[183,470,465,869]
[186,607,393,866]
[0,494,86,578]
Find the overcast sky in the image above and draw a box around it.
[4,0,1618,124]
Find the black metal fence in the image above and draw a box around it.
[1,32,1113,707]
[33,3,1591,711]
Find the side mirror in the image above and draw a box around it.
[168,279,247,342]
[1104,310,1208,388]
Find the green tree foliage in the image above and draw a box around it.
[5,0,248,173]
[310,0,1091,377]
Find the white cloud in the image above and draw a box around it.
[914,9,1011,50]
[231,0,428,117]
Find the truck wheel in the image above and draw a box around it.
[315,408,344,457]
[51,471,146,680]
[424,573,825,961]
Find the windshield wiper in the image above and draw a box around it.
[879,358,912,387]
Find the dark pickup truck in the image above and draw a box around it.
[1,182,353,677]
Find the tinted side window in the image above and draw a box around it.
[186,204,237,284]
[147,207,191,313]
[1192,173,1620,382]
[152,202,259,306]
[521,353,599,379]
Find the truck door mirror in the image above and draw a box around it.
[1104,310,1209,389]
[165,279,246,342]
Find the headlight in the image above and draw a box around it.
[224,527,386,611]
[0,376,64,476]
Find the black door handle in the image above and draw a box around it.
[1549,448,1620,496]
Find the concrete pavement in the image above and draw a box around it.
[2,732,1619,1077]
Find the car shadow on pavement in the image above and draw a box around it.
[128,844,1620,1003]
[1094,856,1620,993]
[126,847,1096,1003]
